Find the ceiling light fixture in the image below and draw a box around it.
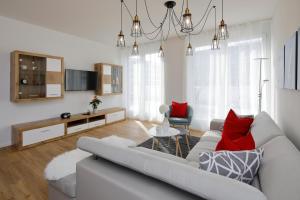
[211,6,220,50]
[132,39,139,55]
[218,0,229,40]
[117,0,229,56]
[130,0,142,37]
[186,34,193,56]
[158,30,164,57]
[117,0,126,47]
[181,0,193,33]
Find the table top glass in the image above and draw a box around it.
[148,126,180,137]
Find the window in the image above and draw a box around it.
[187,37,269,130]
[126,53,164,121]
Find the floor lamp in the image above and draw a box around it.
[254,58,269,113]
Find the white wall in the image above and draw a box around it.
[271,0,300,149]
[0,16,122,148]
[164,37,186,104]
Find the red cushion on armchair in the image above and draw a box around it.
[170,101,188,118]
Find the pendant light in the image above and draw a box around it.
[218,0,229,40]
[117,0,125,47]
[181,0,193,33]
[158,45,164,57]
[186,34,193,56]
[132,38,139,55]
[131,0,142,37]
[211,6,220,50]
[158,30,164,57]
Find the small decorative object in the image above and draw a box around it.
[21,65,27,70]
[60,112,71,119]
[159,104,170,132]
[89,96,102,113]
[20,79,28,85]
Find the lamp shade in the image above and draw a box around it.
[159,104,169,114]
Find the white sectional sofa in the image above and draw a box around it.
[47,112,300,200]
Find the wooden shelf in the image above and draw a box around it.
[12,107,126,149]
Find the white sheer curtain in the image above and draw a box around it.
[186,20,271,130]
[122,42,165,122]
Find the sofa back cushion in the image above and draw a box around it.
[259,136,300,200]
[250,112,283,147]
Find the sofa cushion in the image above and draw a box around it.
[215,132,255,151]
[222,109,254,140]
[49,173,76,198]
[199,149,264,184]
[186,140,219,162]
[201,130,222,143]
[259,136,300,200]
[78,136,267,200]
[250,112,283,147]
[168,117,189,125]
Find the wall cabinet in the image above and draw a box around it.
[94,63,122,96]
[10,50,64,102]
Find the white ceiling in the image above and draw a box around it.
[0,0,278,46]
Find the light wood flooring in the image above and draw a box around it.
[0,119,203,200]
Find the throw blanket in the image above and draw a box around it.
[44,135,136,180]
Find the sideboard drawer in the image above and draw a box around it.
[22,124,64,146]
[67,124,89,135]
[88,119,105,129]
[106,111,125,124]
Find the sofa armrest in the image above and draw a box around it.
[210,119,225,131]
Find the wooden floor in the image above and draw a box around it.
[0,119,203,200]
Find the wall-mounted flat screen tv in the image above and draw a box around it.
[65,69,98,91]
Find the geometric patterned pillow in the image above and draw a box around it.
[199,148,264,184]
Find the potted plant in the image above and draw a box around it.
[89,96,102,113]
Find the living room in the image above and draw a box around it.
[0,0,300,199]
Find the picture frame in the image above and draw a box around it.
[284,32,297,90]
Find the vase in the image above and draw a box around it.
[92,108,97,113]
[162,117,170,133]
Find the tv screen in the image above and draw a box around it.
[65,69,98,91]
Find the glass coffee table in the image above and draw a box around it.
[148,126,183,157]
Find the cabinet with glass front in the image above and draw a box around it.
[94,63,123,96]
[10,51,64,102]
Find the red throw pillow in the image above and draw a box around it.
[222,109,254,140]
[170,101,188,118]
[216,132,255,151]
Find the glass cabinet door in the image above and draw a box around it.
[18,55,46,99]
[111,66,122,93]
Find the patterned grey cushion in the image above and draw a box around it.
[199,148,264,184]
